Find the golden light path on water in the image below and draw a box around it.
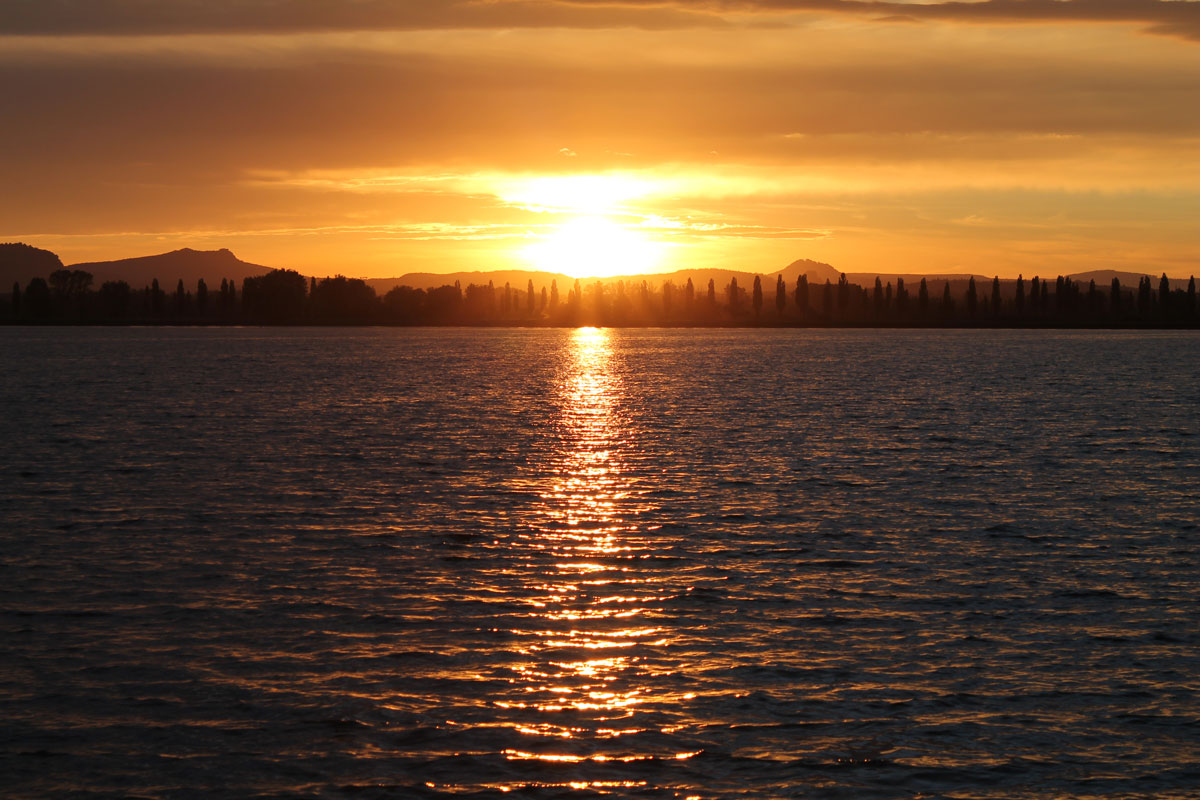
[492,328,699,793]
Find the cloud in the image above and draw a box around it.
[0,0,725,35]
[10,0,1196,42]
[558,0,1200,42]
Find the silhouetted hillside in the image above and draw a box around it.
[367,270,574,294]
[372,259,841,296]
[1068,269,1191,291]
[69,248,270,288]
[776,259,841,283]
[0,243,64,286]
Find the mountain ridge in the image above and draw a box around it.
[2,242,1194,293]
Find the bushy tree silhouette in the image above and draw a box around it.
[24,277,50,320]
[99,280,132,320]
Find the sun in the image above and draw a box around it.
[523,216,663,279]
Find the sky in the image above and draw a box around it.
[2,0,1199,279]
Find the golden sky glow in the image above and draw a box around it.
[2,1,1200,277]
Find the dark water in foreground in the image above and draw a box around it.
[1,327,1198,799]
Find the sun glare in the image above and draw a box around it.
[502,174,651,214]
[524,216,664,279]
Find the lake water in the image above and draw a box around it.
[1,327,1198,799]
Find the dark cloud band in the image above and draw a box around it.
[6,0,1200,40]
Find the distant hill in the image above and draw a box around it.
[1068,269,1191,290]
[371,259,843,295]
[366,269,575,295]
[0,242,64,287]
[69,248,271,288]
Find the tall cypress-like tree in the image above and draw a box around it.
[1110,277,1121,315]
[1159,273,1171,320]
[918,278,929,320]
[991,276,1001,316]
[1137,276,1152,318]
[873,277,884,318]
[942,282,953,319]
[966,276,977,317]
[1188,276,1197,319]
[794,275,809,319]
[752,275,763,318]
[1014,275,1025,315]
[775,274,786,317]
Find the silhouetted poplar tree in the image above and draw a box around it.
[196,278,208,316]
[1159,273,1170,319]
[918,278,929,318]
[991,277,1001,316]
[873,277,884,318]
[794,275,809,319]
[1137,276,1151,317]
[752,275,763,318]
[1110,278,1121,315]
[966,276,978,317]
[775,274,786,316]
[151,278,164,316]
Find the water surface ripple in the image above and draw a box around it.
[1,327,1198,799]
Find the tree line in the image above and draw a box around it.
[4,267,1199,327]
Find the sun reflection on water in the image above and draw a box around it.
[499,327,678,768]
